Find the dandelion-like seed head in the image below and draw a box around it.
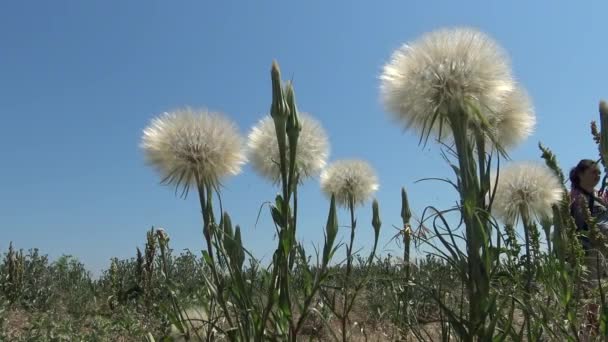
[380,27,515,140]
[141,108,246,196]
[247,113,329,183]
[169,307,208,341]
[486,86,536,150]
[492,162,563,225]
[320,160,379,207]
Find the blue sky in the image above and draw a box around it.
[1,1,607,275]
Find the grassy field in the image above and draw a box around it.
[0,232,606,341]
[0,241,450,341]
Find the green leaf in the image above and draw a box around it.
[271,206,284,226]
[275,195,284,211]
[322,195,338,265]
[600,304,608,336]
[234,226,245,270]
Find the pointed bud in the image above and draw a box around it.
[234,225,245,269]
[285,82,302,141]
[270,61,289,121]
[401,188,412,225]
[222,212,234,239]
[322,195,338,265]
[222,212,237,260]
[269,62,290,187]
[136,247,143,263]
[285,82,301,186]
[372,199,381,242]
[539,143,566,184]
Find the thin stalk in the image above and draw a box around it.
[495,227,502,265]
[197,183,211,258]
[450,111,485,340]
[402,225,411,334]
[264,76,295,338]
[521,208,533,342]
[545,230,552,255]
[342,196,357,342]
[476,132,487,195]
[257,262,279,342]
[196,180,234,331]
[403,227,411,292]
[271,94,292,335]
[289,174,300,271]
[476,132,501,269]
[278,119,294,340]
[292,263,331,339]
[400,187,412,324]
[287,175,301,341]
[293,195,338,339]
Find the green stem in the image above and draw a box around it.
[257,261,279,342]
[287,176,300,340]
[278,122,294,339]
[196,181,234,332]
[521,209,533,342]
[451,114,484,339]
[289,174,299,271]
[342,197,357,342]
[475,132,487,195]
[404,226,411,288]
[403,223,411,331]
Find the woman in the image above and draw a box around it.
[570,159,608,250]
[570,159,608,334]
[570,158,608,287]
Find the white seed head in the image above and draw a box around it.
[320,160,379,207]
[491,162,563,225]
[141,108,246,195]
[487,86,536,150]
[247,113,329,183]
[169,307,208,341]
[380,27,515,140]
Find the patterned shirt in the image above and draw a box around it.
[570,187,608,248]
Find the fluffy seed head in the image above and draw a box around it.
[492,162,563,225]
[247,113,329,183]
[486,86,536,150]
[169,307,208,341]
[141,108,246,195]
[380,27,515,140]
[320,160,379,207]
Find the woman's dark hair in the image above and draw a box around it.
[569,159,598,189]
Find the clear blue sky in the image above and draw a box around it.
[1,1,607,275]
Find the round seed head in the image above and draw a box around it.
[492,161,563,225]
[247,113,329,184]
[141,108,246,196]
[320,160,379,207]
[380,27,516,141]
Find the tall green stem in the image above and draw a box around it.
[401,187,412,330]
[196,181,234,331]
[341,196,357,342]
[521,208,534,342]
[449,109,489,340]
